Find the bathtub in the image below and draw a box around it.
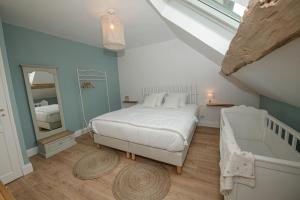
[220,106,300,200]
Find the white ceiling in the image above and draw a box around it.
[0,0,176,49]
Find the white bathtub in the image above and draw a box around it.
[220,106,300,200]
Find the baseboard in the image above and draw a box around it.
[74,127,92,137]
[22,162,33,175]
[26,146,38,158]
[198,120,220,128]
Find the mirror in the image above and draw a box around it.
[22,66,66,140]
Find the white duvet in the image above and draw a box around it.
[90,104,198,151]
[35,104,61,123]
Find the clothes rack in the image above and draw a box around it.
[76,68,111,127]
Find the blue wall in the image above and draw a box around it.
[3,23,121,149]
[260,96,300,132]
[0,20,29,163]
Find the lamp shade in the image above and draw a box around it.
[101,13,125,51]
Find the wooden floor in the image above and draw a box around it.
[8,127,222,200]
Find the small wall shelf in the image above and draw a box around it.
[122,100,138,104]
[206,103,234,107]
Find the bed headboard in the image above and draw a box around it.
[142,85,197,104]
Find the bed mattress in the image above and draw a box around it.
[35,104,61,123]
[91,105,198,152]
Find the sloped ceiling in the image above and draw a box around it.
[222,0,300,75]
[233,37,300,108]
[0,0,176,49]
[224,0,300,108]
[149,0,237,66]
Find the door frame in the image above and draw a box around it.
[0,48,33,182]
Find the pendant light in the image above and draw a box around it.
[101,9,125,51]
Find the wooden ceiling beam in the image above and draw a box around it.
[221,0,300,75]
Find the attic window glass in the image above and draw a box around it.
[197,0,248,21]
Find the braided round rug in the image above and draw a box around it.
[112,162,170,200]
[73,149,119,180]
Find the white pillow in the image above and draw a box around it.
[179,93,188,107]
[166,93,188,107]
[142,94,157,107]
[163,94,181,108]
[155,92,167,106]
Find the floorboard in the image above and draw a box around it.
[8,127,222,200]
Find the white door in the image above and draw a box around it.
[0,49,23,184]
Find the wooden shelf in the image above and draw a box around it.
[122,101,138,104]
[31,83,55,89]
[206,103,234,107]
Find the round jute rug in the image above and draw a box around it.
[73,149,119,180]
[112,162,170,200]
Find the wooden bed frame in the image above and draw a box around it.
[93,85,198,174]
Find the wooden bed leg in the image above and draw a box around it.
[126,152,131,159]
[131,153,136,161]
[96,144,102,149]
[176,166,182,175]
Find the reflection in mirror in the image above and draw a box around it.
[28,71,62,134]
[21,66,66,141]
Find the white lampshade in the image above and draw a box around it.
[101,11,125,51]
[207,91,214,103]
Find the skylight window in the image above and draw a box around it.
[198,0,248,21]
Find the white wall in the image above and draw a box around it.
[32,71,54,84]
[118,39,259,127]
[31,71,56,100]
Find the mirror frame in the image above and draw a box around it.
[21,65,66,140]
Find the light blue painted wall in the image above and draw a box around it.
[260,96,300,132]
[0,20,29,163]
[34,97,58,105]
[3,23,121,149]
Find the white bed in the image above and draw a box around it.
[35,104,61,130]
[92,104,198,151]
[92,86,198,174]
